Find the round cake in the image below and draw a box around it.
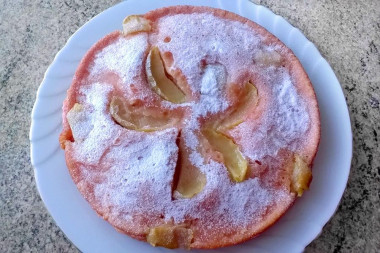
[59,6,320,249]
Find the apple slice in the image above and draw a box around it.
[218,81,258,131]
[175,163,206,198]
[122,15,151,35]
[173,137,207,199]
[110,96,177,131]
[174,146,206,198]
[202,129,248,182]
[254,50,282,66]
[66,103,91,143]
[290,155,312,197]
[147,224,193,249]
[146,47,186,103]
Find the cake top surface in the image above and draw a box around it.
[61,7,320,248]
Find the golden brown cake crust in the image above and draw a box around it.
[60,6,320,249]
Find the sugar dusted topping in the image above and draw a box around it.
[154,13,262,90]
[231,71,310,160]
[91,34,148,83]
[66,11,312,236]
[89,34,149,99]
[68,83,117,164]
[69,81,291,229]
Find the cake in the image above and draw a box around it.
[59,6,320,249]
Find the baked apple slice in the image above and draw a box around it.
[254,50,282,66]
[290,155,312,197]
[146,47,186,103]
[147,224,193,249]
[110,96,178,131]
[203,129,248,182]
[122,15,151,35]
[173,136,207,199]
[175,165,206,198]
[66,103,89,142]
[218,81,258,131]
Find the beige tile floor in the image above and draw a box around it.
[0,0,379,252]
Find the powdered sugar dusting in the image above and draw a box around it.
[154,13,310,162]
[90,34,148,89]
[68,83,119,164]
[154,13,261,91]
[68,83,289,228]
[67,12,312,234]
[198,64,229,116]
[231,71,310,160]
[95,127,180,221]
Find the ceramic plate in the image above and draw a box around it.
[30,0,352,252]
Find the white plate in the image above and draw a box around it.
[30,0,352,252]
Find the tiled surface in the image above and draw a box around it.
[0,0,379,252]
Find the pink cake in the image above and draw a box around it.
[59,6,320,249]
